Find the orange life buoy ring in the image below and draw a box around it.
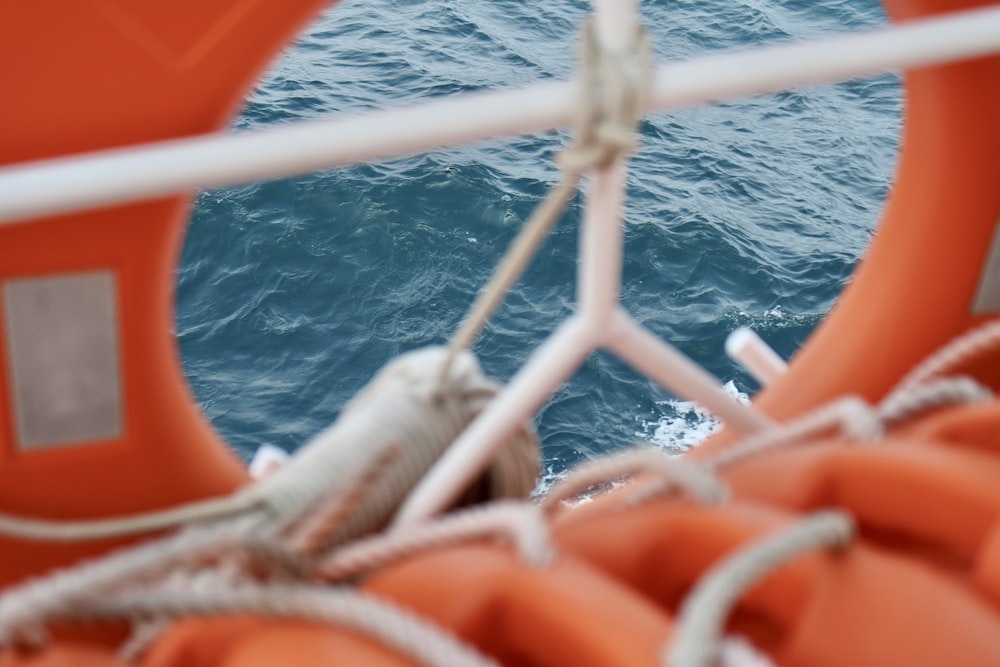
[0,0,333,588]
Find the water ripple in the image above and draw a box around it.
[180,0,901,467]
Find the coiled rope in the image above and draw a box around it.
[0,347,539,546]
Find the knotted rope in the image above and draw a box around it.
[0,347,541,661]
[444,16,653,370]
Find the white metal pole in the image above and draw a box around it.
[3,5,1000,223]
[576,0,636,329]
[577,163,626,333]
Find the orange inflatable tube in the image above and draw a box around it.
[734,0,1000,423]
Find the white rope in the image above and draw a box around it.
[317,501,554,582]
[119,618,173,662]
[0,518,262,646]
[701,396,882,473]
[40,581,502,667]
[895,318,1000,389]
[246,348,496,538]
[0,346,542,658]
[701,341,994,474]
[0,384,424,543]
[718,637,781,667]
[0,352,989,658]
[0,347,536,547]
[540,448,727,512]
[0,494,258,543]
[665,511,854,667]
[539,398,882,517]
[539,365,992,521]
[878,375,993,425]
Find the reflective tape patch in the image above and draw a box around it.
[3,272,124,450]
[974,219,1000,315]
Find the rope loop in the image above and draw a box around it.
[701,396,882,473]
[896,317,1000,389]
[35,581,503,667]
[559,16,654,173]
[878,374,993,425]
[665,511,854,667]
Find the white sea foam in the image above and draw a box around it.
[531,462,631,504]
[638,380,750,454]
[532,381,749,499]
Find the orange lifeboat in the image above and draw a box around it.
[3,0,1000,664]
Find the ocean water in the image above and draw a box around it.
[176,0,902,481]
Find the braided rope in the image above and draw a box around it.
[0,348,541,654]
[701,396,883,473]
[896,318,1000,389]
[0,518,260,646]
[44,581,502,667]
[0,348,511,545]
[317,501,554,582]
[0,488,261,543]
[665,511,854,667]
[878,375,993,425]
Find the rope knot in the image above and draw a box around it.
[559,17,654,173]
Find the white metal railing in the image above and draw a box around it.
[2,3,1000,224]
[3,0,1000,522]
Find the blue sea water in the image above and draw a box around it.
[177,0,902,481]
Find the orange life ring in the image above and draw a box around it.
[0,0,332,588]
[700,0,1000,434]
